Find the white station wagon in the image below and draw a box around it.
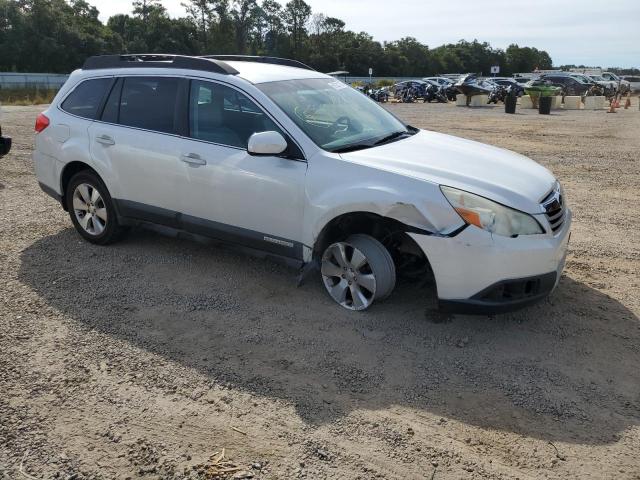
[34,55,571,313]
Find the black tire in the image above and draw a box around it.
[347,234,396,301]
[65,170,126,245]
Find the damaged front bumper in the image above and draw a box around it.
[438,271,558,314]
[409,209,571,315]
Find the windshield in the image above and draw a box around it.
[258,78,409,152]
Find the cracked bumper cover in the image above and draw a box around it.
[409,209,571,314]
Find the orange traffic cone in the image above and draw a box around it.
[624,98,631,109]
[608,99,617,113]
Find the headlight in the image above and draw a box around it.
[440,186,543,237]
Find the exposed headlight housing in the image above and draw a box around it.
[440,186,543,237]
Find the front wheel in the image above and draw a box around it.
[320,234,396,311]
[66,170,126,245]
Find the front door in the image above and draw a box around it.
[176,79,308,259]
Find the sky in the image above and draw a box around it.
[95,0,640,68]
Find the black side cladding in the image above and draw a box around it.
[113,199,304,261]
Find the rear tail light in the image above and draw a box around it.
[35,113,50,133]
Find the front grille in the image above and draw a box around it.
[541,185,565,234]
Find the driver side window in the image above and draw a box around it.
[188,80,283,149]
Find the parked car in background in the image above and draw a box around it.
[539,73,601,97]
[513,77,534,85]
[0,104,11,158]
[601,72,631,95]
[621,76,640,93]
[422,77,457,101]
[393,80,427,96]
[33,54,571,313]
[491,78,525,96]
[393,80,430,102]
[569,73,614,97]
[422,77,454,87]
[586,74,617,96]
[368,86,390,103]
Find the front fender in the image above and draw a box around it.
[303,155,464,248]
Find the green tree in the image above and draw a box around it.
[261,0,284,54]
[283,0,310,58]
[505,44,552,74]
[231,0,260,53]
[182,0,214,49]
[0,0,556,76]
[132,0,164,22]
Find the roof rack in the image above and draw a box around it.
[201,55,315,71]
[82,54,239,75]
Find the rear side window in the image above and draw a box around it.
[61,78,112,119]
[118,77,179,134]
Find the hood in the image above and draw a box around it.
[340,130,555,214]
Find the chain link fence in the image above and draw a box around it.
[0,73,69,90]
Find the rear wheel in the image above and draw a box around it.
[320,234,396,311]
[66,171,125,245]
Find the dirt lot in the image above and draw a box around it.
[1,102,639,480]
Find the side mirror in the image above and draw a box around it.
[247,131,288,156]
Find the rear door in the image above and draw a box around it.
[88,76,185,225]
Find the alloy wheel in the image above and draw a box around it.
[321,242,377,310]
[72,183,107,236]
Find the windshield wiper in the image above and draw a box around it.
[373,130,412,146]
[330,143,374,153]
[330,129,415,154]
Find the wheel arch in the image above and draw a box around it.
[59,161,103,210]
[312,211,432,279]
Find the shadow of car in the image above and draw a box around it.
[17,225,640,444]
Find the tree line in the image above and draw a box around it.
[1,0,558,76]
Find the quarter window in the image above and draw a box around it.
[118,77,179,134]
[189,80,282,149]
[61,78,112,120]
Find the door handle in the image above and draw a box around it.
[95,134,115,146]
[181,153,206,166]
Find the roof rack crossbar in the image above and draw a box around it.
[82,54,239,75]
[201,55,315,71]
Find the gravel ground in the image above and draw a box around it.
[0,101,639,480]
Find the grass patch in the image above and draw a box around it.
[0,87,59,105]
